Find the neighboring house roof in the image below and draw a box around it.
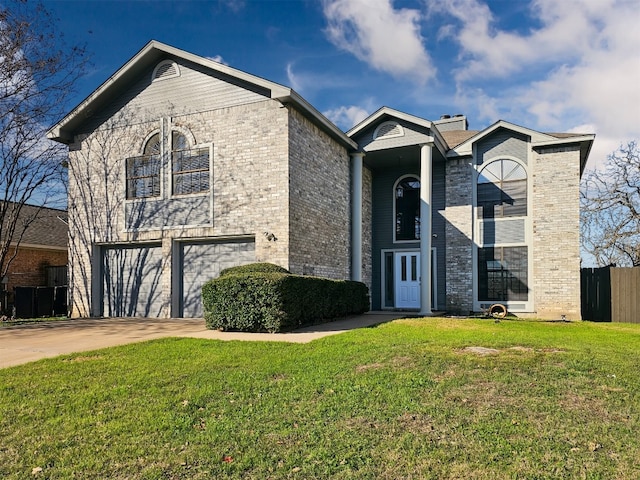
[1,203,68,250]
[47,40,357,150]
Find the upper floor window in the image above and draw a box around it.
[477,159,527,219]
[171,131,210,196]
[126,133,161,199]
[395,176,420,241]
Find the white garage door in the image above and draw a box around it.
[102,244,163,317]
[180,240,255,317]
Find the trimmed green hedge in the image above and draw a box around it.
[202,270,369,333]
[219,262,291,277]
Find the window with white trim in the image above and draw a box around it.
[126,133,161,199]
[171,131,210,195]
[476,159,529,303]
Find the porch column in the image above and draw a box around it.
[420,144,432,315]
[350,152,364,282]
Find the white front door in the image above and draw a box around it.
[395,251,420,309]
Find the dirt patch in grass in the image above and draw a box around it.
[355,362,384,372]
[63,355,103,363]
[460,346,566,356]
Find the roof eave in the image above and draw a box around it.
[277,90,357,150]
[47,40,294,144]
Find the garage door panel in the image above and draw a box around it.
[181,240,255,318]
[103,245,163,317]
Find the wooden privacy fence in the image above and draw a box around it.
[581,266,640,323]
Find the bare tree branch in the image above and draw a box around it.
[581,141,640,267]
[0,0,87,280]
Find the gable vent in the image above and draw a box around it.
[152,60,180,81]
[373,121,404,140]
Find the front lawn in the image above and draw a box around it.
[1,318,639,479]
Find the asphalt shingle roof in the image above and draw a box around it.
[0,203,68,249]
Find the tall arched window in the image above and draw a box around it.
[395,176,420,241]
[476,159,528,302]
[126,133,161,199]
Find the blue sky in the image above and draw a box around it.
[46,0,640,169]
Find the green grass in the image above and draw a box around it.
[1,318,639,479]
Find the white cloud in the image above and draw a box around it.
[206,55,228,66]
[285,61,354,95]
[324,104,373,130]
[434,0,640,168]
[322,0,435,84]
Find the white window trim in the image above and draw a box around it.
[124,127,163,202]
[472,155,533,313]
[170,142,213,199]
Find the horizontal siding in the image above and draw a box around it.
[370,160,446,309]
[79,57,269,135]
[355,120,432,151]
[477,129,528,165]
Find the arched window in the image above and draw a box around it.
[172,130,210,195]
[476,159,529,303]
[395,176,420,241]
[477,159,527,219]
[126,133,161,199]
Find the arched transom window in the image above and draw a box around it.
[395,176,420,241]
[477,159,527,219]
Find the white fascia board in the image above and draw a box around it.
[532,134,595,148]
[347,107,433,138]
[10,243,67,251]
[278,90,357,150]
[47,40,293,143]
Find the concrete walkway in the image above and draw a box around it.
[0,313,403,369]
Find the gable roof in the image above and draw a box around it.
[1,203,68,250]
[347,106,449,154]
[48,40,356,150]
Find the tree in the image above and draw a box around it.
[581,141,640,267]
[0,1,86,286]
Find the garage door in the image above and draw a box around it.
[180,240,255,317]
[103,244,163,317]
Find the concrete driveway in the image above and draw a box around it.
[0,313,402,369]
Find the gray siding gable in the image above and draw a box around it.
[476,128,529,165]
[77,57,271,136]
[354,119,432,152]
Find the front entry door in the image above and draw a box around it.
[394,251,420,309]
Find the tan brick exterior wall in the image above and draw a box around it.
[531,145,582,319]
[287,108,350,279]
[67,100,292,318]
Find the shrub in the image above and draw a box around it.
[202,271,369,333]
[219,262,290,277]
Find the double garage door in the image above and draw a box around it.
[102,239,255,318]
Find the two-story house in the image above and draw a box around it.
[48,41,594,319]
